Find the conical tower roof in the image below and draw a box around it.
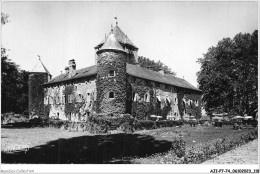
[95,25,138,50]
[98,33,126,53]
[31,57,51,75]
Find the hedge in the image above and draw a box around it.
[134,129,258,164]
[135,120,184,130]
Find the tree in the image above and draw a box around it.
[1,13,30,114]
[1,12,9,26]
[138,56,176,75]
[197,30,258,118]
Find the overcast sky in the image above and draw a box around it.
[2,1,258,87]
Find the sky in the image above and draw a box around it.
[2,1,258,87]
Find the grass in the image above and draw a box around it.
[136,124,254,148]
[1,125,257,164]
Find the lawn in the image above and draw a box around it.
[1,125,256,164]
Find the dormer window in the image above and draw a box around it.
[109,70,115,77]
[109,92,115,99]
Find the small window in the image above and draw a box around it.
[156,83,160,88]
[166,98,171,106]
[132,92,136,101]
[56,97,60,104]
[109,70,115,77]
[133,93,139,101]
[68,95,73,103]
[109,92,115,99]
[87,93,91,102]
[44,97,48,105]
[49,97,53,104]
[144,92,150,102]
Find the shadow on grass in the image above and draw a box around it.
[1,133,172,164]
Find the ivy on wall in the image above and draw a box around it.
[96,51,127,116]
[29,73,48,117]
[130,82,155,120]
[62,85,85,120]
[183,93,202,119]
[177,90,185,119]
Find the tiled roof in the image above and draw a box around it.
[44,65,97,85]
[95,25,138,49]
[126,64,201,92]
[98,33,126,53]
[44,64,201,92]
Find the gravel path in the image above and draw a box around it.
[203,139,258,164]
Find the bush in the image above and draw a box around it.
[172,137,186,158]
[86,113,137,133]
[138,129,258,164]
[136,120,183,130]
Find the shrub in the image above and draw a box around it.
[172,137,186,158]
[135,120,183,130]
[139,129,258,164]
[86,113,137,133]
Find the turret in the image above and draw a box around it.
[95,24,139,65]
[28,57,51,118]
[96,32,128,116]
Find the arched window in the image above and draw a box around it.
[109,70,115,77]
[144,92,150,102]
[109,92,115,99]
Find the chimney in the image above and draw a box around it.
[159,68,164,76]
[69,59,76,71]
[65,66,69,74]
[68,59,76,78]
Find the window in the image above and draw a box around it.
[68,95,73,103]
[109,92,115,99]
[175,98,177,104]
[144,92,150,102]
[62,95,65,104]
[44,97,48,105]
[56,97,60,104]
[166,98,171,106]
[49,97,53,104]
[132,92,136,101]
[156,83,160,88]
[86,93,91,102]
[78,94,82,102]
[109,70,115,77]
[195,100,199,106]
[165,85,169,90]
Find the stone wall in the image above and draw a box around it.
[44,76,96,121]
[182,93,202,120]
[128,76,181,120]
[96,50,127,115]
[29,72,48,117]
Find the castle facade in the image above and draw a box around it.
[29,24,202,121]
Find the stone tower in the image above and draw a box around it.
[28,58,51,118]
[95,24,139,116]
[96,32,127,115]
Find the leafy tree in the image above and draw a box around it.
[138,56,176,75]
[1,12,9,26]
[197,30,258,118]
[1,13,30,114]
